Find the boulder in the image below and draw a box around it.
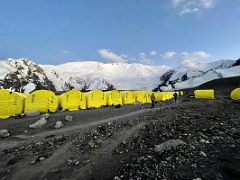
[54,121,63,129]
[41,113,50,119]
[0,129,10,138]
[29,118,47,129]
[65,115,73,122]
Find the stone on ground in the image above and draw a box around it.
[29,118,47,129]
[54,121,63,129]
[0,129,10,138]
[65,115,73,122]
[154,139,185,154]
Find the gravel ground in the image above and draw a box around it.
[0,97,240,180]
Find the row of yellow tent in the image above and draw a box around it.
[194,88,240,100]
[0,89,184,119]
[194,90,215,99]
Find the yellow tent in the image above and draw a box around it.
[85,90,104,108]
[104,92,112,106]
[105,90,122,106]
[24,90,58,113]
[180,91,184,96]
[60,90,86,111]
[166,92,174,100]
[0,89,25,119]
[102,92,108,107]
[230,88,240,100]
[194,90,214,99]
[134,91,146,104]
[120,91,135,105]
[154,92,163,102]
[154,92,175,102]
[145,92,152,103]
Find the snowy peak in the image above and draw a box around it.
[42,61,170,91]
[1,58,239,93]
[0,58,170,92]
[0,58,56,92]
[157,59,240,91]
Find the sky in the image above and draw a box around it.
[0,0,239,67]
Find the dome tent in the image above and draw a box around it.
[111,90,122,106]
[0,89,25,119]
[145,92,152,104]
[104,91,112,106]
[24,90,58,113]
[105,90,122,106]
[134,91,146,104]
[194,90,215,99]
[120,91,135,105]
[85,90,104,108]
[154,92,165,102]
[230,88,240,100]
[60,90,86,111]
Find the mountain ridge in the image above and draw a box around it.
[0,58,170,92]
[0,58,239,93]
[156,59,240,91]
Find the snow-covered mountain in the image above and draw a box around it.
[0,58,170,92]
[0,58,56,92]
[157,59,240,91]
[1,58,239,93]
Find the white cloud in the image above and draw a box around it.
[180,7,199,15]
[139,52,155,65]
[162,51,177,59]
[200,0,215,8]
[191,51,211,59]
[150,51,157,56]
[121,54,128,58]
[61,49,70,54]
[98,49,127,63]
[173,0,184,7]
[180,51,211,67]
[172,0,216,15]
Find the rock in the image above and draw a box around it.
[67,159,73,165]
[88,141,95,148]
[65,115,73,122]
[29,160,36,165]
[26,110,40,117]
[191,163,197,168]
[0,129,10,138]
[39,157,45,161]
[200,139,210,144]
[200,151,207,157]
[147,155,153,160]
[29,118,47,128]
[193,178,202,180]
[54,121,63,129]
[75,160,80,165]
[113,176,121,180]
[24,130,28,134]
[41,113,50,119]
[154,139,185,154]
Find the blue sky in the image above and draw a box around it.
[0,0,239,67]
